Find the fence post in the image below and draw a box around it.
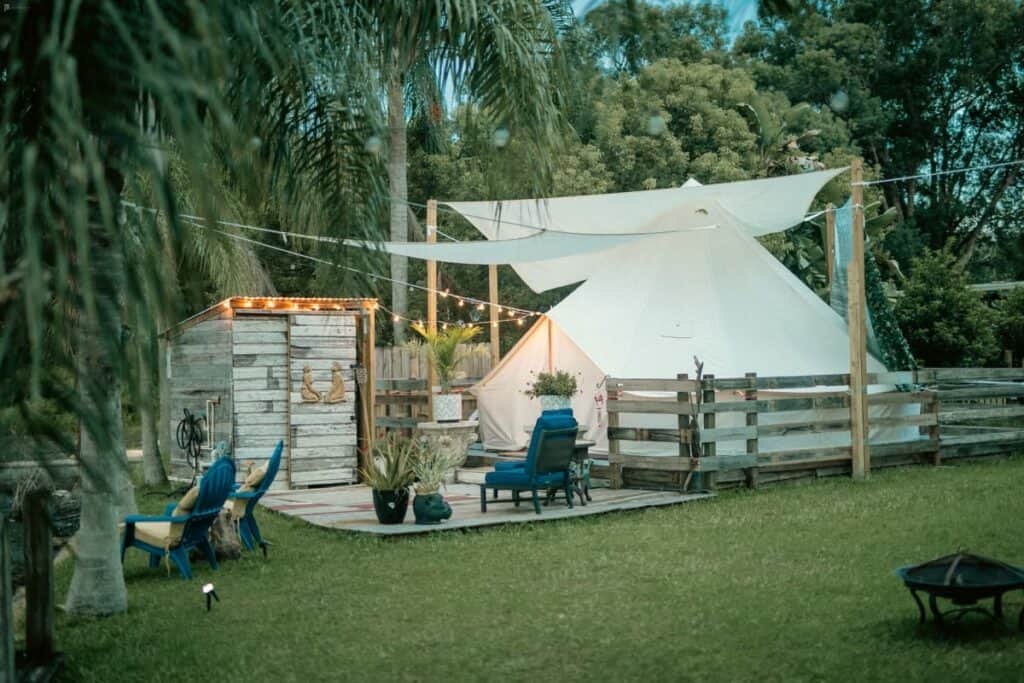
[1,516,14,683]
[744,372,759,489]
[676,373,690,492]
[700,374,716,491]
[607,387,623,489]
[927,390,941,466]
[24,491,55,667]
[848,158,869,480]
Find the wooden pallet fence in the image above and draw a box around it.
[372,344,491,437]
[915,367,1024,460]
[606,372,940,491]
[374,378,481,435]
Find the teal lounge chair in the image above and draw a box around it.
[121,455,236,580]
[226,440,283,556]
[481,412,578,514]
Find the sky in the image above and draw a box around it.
[573,0,759,38]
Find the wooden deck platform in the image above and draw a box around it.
[260,481,712,536]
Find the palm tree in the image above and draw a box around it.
[363,1,573,342]
[2,1,573,619]
[2,1,381,616]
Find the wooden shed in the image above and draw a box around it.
[161,297,376,489]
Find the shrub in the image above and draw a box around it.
[895,249,998,367]
[994,287,1024,364]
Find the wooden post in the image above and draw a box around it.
[848,159,869,480]
[23,492,54,667]
[488,264,500,366]
[607,384,623,489]
[927,391,941,466]
[825,203,836,291]
[1,516,14,683]
[426,199,438,421]
[676,373,690,491]
[744,372,759,489]
[699,374,716,491]
[367,303,376,451]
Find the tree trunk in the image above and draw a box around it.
[956,164,1019,269]
[138,322,167,486]
[388,72,409,343]
[65,220,136,616]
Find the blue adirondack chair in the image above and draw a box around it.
[121,455,236,580]
[227,440,283,556]
[481,411,578,514]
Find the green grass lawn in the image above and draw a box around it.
[52,457,1024,682]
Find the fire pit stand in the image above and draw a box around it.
[896,552,1024,635]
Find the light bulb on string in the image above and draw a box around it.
[457,299,464,307]
[476,303,485,311]
[516,318,524,327]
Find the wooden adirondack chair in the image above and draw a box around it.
[226,440,283,556]
[121,456,236,579]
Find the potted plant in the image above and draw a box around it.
[410,445,460,525]
[525,369,580,412]
[359,434,418,524]
[410,322,480,422]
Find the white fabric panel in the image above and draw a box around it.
[443,168,846,292]
[347,230,655,266]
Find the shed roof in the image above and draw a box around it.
[165,296,377,338]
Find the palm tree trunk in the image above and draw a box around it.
[388,72,409,343]
[65,219,137,616]
[137,322,168,486]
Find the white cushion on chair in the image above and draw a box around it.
[121,521,183,548]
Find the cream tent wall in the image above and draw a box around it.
[470,223,911,453]
[472,317,606,451]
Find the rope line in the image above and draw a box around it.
[853,159,1024,187]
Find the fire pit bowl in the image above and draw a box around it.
[895,552,1024,634]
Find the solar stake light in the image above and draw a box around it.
[203,583,219,612]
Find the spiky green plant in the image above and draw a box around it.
[410,323,481,392]
[359,434,419,491]
[411,444,465,495]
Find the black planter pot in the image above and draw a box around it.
[413,493,453,525]
[372,489,410,524]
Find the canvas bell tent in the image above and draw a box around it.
[365,169,917,454]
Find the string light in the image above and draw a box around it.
[476,303,485,311]
[457,298,464,307]
[171,216,543,318]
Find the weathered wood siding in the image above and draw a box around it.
[168,315,232,480]
[287,314,359,486]
[231,316,289,489]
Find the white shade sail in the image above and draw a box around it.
[443,168,847,292]
[346,229,660,265]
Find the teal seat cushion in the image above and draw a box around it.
[484,470,566,487]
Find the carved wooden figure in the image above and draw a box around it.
[301,364,323,402]
[324,361,346,403]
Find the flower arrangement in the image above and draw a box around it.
[524,370,580,399]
